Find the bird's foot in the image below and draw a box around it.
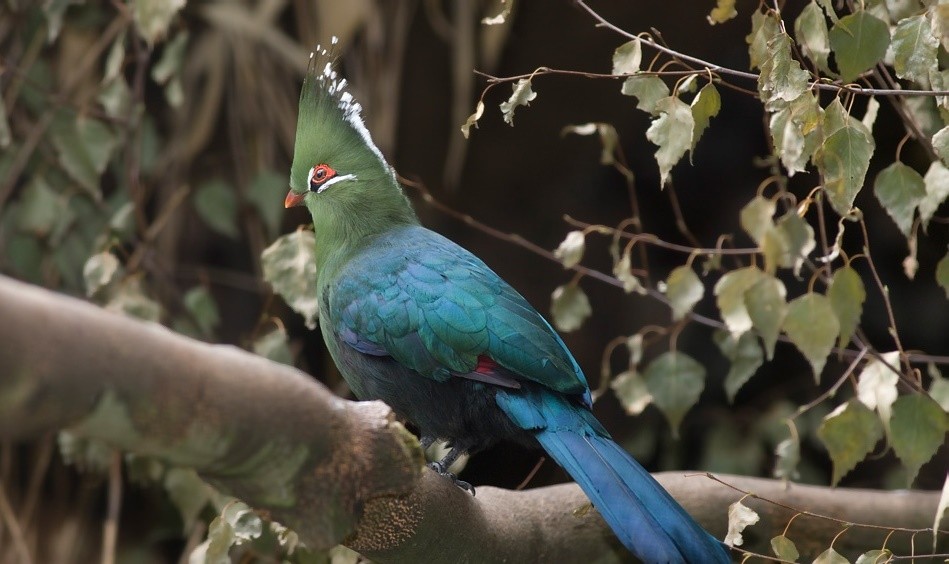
[427,461,475,496]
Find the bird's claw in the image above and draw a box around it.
[427,461,475,496]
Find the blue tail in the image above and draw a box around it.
[496,388,730,564]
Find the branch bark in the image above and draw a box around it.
[0,275,944,562]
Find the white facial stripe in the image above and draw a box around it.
[316,173,356,193]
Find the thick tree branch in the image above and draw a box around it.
[0,276,944,562]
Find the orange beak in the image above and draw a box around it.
[284,190,305,208]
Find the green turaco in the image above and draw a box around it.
[283,44,730,564]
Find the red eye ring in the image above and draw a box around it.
[309,164,336,190]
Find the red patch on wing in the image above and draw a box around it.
[475,354,499,374]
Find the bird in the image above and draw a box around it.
[282,45,731,564]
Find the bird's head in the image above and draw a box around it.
[285,42,414,232]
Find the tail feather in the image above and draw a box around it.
[497,389,729,564]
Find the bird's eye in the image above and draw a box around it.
[308,164,336,191]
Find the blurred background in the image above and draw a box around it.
[0,0,946,561]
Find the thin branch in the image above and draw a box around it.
[0,478,31,564]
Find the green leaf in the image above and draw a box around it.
[17,176,72,238]
[770,534,800,562]
[614,248,647,295]
[762,211,816,275]
[814,547,850,564]
[713,330,764,402]
[746,10,781,70]
[938,248,949,299]
[874,162,926,237]
[818,119,875,217]
[740,195,776,245]
[261,230,319,329]
[50,114,118,198]
[769,91,822,175]
[829,11,891,82]
[253,326,294,365]
[611,370,653,416]
[724,500,759,547]
[183,286,220,337]
[714,266,766,336]
[921,162,949,230]
[795,1,832,74]
[890,394,949,485]
[828,265,865,348]
[856,550,892,564]
[164,468,211,534]
[707,0,737,24]
[247,169,286,240]
[890,13,938,87]
[460,101,484,139]
[553,230,586,269]
[500,79,537,126]
[133,0,186,46]
[105,277,162,322]
[83,251,121,297]
[783,293,839,382]
[930,363,949,412]
[194,179,240,239]
[758,32,810,110]
[643,351,705,438]
[817,399,884,485]
[151,31,188,107]
[551,283,591,332]
[744,275,787,360]
[856,351,900,434]
[646,96,694,187]
[612,39,642,75]
[773,436,801,481]
[934,125,949,166]
[57,431,114,473]
[98,76,132,119]
[664,265,703,321]
[620,75,669,115]
[690,83,720,152]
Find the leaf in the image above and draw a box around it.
[746,9,781,70]
[664,265,703,321]
[762,211,815,275]
[930,364,949,412]
[714,266,765,336]
[934,126,949,167]
[643,351,705,438]
[183,286,220,337]
[814,548,850,564]
[620,75,669,115]
[83,251,121,297]
[936,248,949,299]
[481,0,512,25]
[856,351,900,434]
[50,114,118,198]
[873,162,926,238]
[856,549,892,564]
[744,275,787,360]
[553,231,585,269]
[828,265,865,348]
[194,179,240,239]
[165,468,211,534]
[770,534,800,561]
[460,101,484,139]
[861,97,880,133]
[818,119,875,217]
[646,96,694,187]
[740,195,776,244]
[817,400,883,485]
[98,76,132,119]
[247,169,286,240]
[758,32,810,110]
[614,250,646,295]
[795,1,832,74]
[612,39,642,75]
[707,0,737,24]
[934,473,949,552]
[261,230,319,329]
[713,330,764,402]
[133,0,186,46]
[500,79,536,126]
[828,11,891,82]
[16,176,72,238]
[551,284,591,332]
[890,394,949,485]
[769,91,822,175]
[253,326,294,365]
[690,83,720,153]
[611,370,653,416]
[724,500,759,546]
[152,31,187,84]
[890,13,938,87]
[561,122,620,165]
[920,162,949,230]
[106,277,162,322]
[774,436,801,481]
[783,293,839,382]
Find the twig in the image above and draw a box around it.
[0,478,31,564]
[101,452,123,564]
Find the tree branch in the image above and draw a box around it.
[0,276,944,562]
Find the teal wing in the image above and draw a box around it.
[330,225,590,402]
